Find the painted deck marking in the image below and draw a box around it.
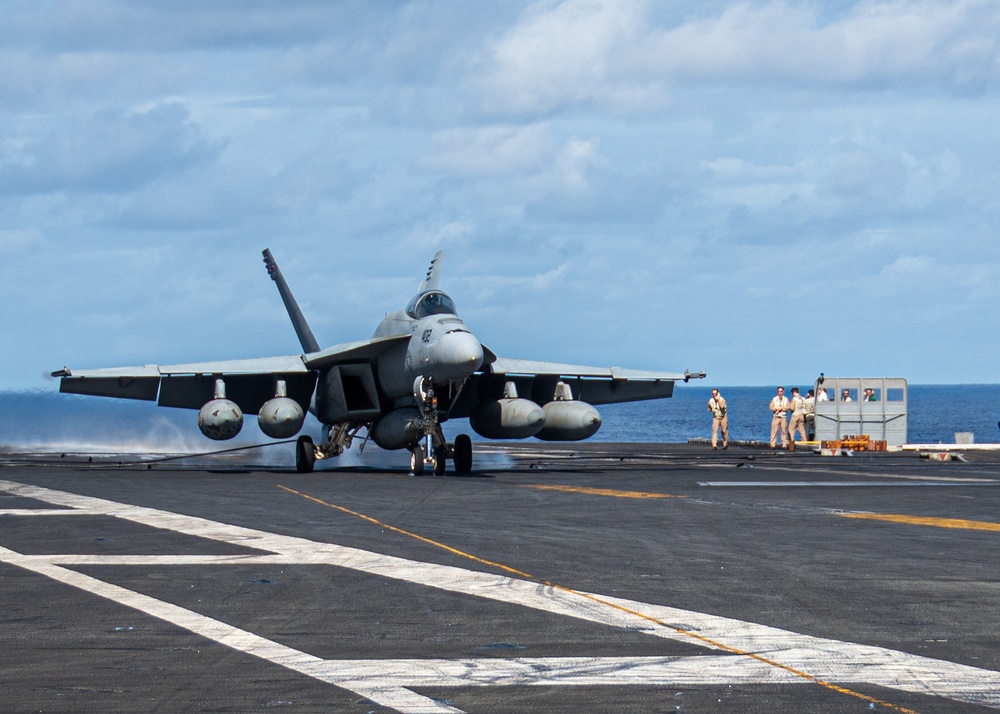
[698,481,992,487]
[521,484,684,499]
[2,479,1000,713]
[840,512,1000,532]
[279,486,913,713]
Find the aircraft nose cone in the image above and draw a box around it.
[433,331,484,379]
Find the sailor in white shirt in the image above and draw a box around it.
[788,387,808,443]
[707,388,729,450]
[769,386,791,449]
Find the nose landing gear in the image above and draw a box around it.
[409,377,474,476]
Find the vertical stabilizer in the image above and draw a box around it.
[262,248,321,354]
[418,250,445,292]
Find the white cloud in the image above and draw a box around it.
[423,124,554,176]
[404,220,478,251]
[552,136,606,193]
[467,262,572,306]
[0,102,220,195]
[0,228,45,252]
[2,1,1000,387]
[878,253,997,296]
[476,0,665,115]
[477,0,1000,118]
[700,157,798,180]
[663,0,1000,88]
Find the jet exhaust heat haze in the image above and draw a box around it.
[52,251,705,473]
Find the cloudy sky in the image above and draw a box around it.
[3,0,999,392]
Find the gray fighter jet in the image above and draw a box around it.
[52,250,705,473]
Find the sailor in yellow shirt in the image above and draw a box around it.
[769,386,790,449]
[788,387,808,444]
[707,388,728,450]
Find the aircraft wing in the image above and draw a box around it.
[487,357,696,382]
[53,334,411,413]
[448,355,705,417]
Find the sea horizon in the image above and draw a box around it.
[2,383,999,454]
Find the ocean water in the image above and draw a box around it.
[597,384,1000,445]
[1,384,998,454]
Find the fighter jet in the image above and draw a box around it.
[52,250,705,474]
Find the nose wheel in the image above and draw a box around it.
[409,435,473,476]
[433,445,448,475]
[410,437,448,476]
[409,445,425,476]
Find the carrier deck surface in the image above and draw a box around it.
[2,442,999,713]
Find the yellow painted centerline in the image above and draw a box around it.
[521,484,685,499]
[840,513,1000,532]
[279,484,915,714]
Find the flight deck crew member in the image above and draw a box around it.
[707,388,729,450]
[804,389,817,440]
[788,387,807,444]
[769,386,790,449]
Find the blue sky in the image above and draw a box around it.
[3,0,1000,391]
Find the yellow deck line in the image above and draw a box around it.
[280,485,917,713]
[521,484,685,499]
[840,513,1000,532]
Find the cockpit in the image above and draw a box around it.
[405,290,458,319]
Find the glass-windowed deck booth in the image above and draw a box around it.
[813,377,907,446]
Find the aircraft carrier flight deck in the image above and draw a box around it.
[2,441,1000,713]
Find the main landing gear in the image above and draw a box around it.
[453,433,473,473]
[293,378,475,475]
[296,434,316,473]
[294,426,472,475]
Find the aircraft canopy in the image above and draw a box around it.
[407,290,457,319]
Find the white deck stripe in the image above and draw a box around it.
[740,465,999,483]
[698,481,991,487]
[0,545,461,714]
[2,479,999,712]
[0,508,87,516]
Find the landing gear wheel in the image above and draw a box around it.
[295,435,316,473]
[410,446,425,476]
[453,433,473,474]
[433,445,448,476]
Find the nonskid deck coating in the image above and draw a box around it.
[2,442,999,713]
